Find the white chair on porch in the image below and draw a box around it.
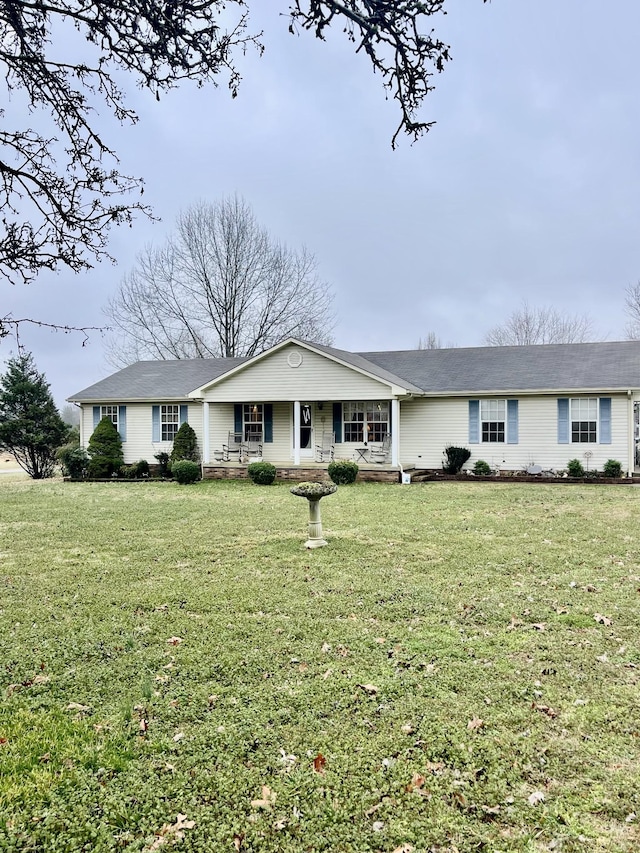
[369,433,391,463]
[222,431,243,462]
[315,432,335,462]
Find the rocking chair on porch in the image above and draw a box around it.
[369,433,391,463]
[315,432,335,463]
[222,432,243,462]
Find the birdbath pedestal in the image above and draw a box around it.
[290,482,337,548]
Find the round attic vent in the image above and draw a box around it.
[287,350,303,368]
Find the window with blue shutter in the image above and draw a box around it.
[93,406,100,430]
[118,405,127,442]
[179,404,188,426]
[152,405,160,442]
[264,404,273,443]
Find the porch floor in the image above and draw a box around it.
[202,460,401,483]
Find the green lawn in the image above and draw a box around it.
[0,479,638,852]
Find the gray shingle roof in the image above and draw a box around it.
[68,340,640,402]
[358,341,640,394]
[68,357,248,401]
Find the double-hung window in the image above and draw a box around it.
[161,405,180,441]
[571,398,597,443]
[101,405,119,431]
[342,401,390,442]
[243,404,263,440]
[481,400,505,443]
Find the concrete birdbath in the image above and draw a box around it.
[290,481,337,548]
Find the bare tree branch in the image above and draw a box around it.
[484,302,595,346]
[104,196,335,366]
[624,281,640,340]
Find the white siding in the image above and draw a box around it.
[399,394,631,471]
[80,403,203,465]
[201,344,393,402]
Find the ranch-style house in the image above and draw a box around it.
[68,338,640,480]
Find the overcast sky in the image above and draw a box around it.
[4,1,640,408]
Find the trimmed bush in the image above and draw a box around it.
[87,416,124,478]
[135,459,150,477]
[603,459,623,478]
[57,444,89,479]
[154,452,171,477]
[247,461,276,485]
[473,459,492,476]
[567,458,585,477]
[170,422,199,464]
[172,460,201,484]
[328,460,358,485]
[443,446,471,474]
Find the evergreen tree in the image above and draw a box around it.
[87,416,124,477]
[170,422,199,464]
[0,352,68,479]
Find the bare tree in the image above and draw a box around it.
[484,302,594,346]
[624,281,640,339]
[105,197,334,365]
[1,1,482,290]
[417,331,442,349]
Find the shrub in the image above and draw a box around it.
[119,464,138,479]
[57,444,89,479]
[443,446,471,474]
[473,459,492,476]
[172,460,201,484]
[567,458,585,477]
[87,416,124,478]
[328,460,358,484]
[603,459,623,478]
[135,459,150,477]
[154,452,171,477]
[170,422,199,463]
[247,461,276,485]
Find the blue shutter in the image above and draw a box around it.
[599,397,611,444]
[469,400,480,444]
[557,398,569,444]
[507,399,519,444]
[264,404,273,443]
[152,405,160,442]
[93,406,100,430]
[118,405,127,442]
[234,404,243,433]
[333,402,342,443]
[179,404,188,426]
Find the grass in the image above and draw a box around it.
[0,478,639,852]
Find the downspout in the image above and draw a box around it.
[628,390,634,478]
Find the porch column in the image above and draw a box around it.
[293,400,301,465]
[203,402,210,464]
[391,399,400,467]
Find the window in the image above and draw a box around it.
[161,405,180,442]
[571,398,597,443]
[101,405,119,430]
[243,403,263,440]
[481,399,505,442]
[343,401,389,442]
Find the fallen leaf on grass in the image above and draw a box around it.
[532,702,558,718]
[65,702,91,716]
[313,753,326,774]
[172,732,184,742]
[0,737,7,746]
[467,717,484,731]
[392,846,414,853]
[594,613,612,626]
[166,637,183,646]
[147,814,195,851]
[251,786,277,810]
[372,820,384,832]
[233,834,244,851]
[528,791,545,806]
[406,774,431,799]
[356,683,378,695]
[532,623,547,632]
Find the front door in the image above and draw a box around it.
[298,403,314,458]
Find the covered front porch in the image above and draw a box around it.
[199,399,402,470]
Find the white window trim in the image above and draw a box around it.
[480,399,506,444]
[161,404,180,442]
[101,405,119,431]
